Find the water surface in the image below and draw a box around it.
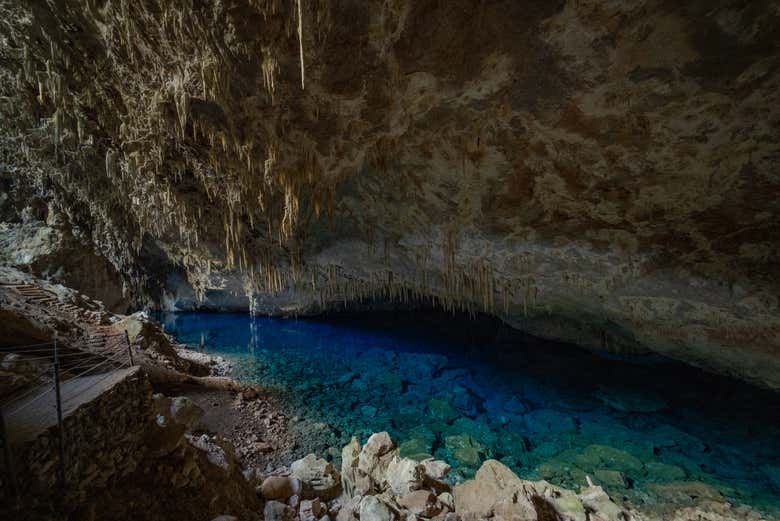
[160,311,780,517]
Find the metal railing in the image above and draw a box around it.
[0,332,135,500]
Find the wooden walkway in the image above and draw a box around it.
[2,367,138,445]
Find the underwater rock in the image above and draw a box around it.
[398,438,433,461]
[445,435,491,468]
[428,397,461,423]
[593,385,668,413]
[592,469,628,490]
[573,445,644,476]
[647,481,724,505]
[447,417,498,448]
[536,459,588,489]
[761,465,780,492]
[522,409,577,435]
[644,462,687,482]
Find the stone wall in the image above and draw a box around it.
[3,367,151,507]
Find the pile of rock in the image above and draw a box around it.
[251,432,636,521]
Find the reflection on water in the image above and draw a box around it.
[160,311,780,517]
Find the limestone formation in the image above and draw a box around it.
[0,0,778,389]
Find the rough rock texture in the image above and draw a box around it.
[1,1,779,387]
[0,170,129,312]
[309,433,771,521]
[1,370,261,521]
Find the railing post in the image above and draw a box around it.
[124,330,134,366]
[0,406,20,505]
[53,339,66,489]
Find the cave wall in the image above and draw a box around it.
[0,0,778,388]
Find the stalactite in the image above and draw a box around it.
[297,0,305,90]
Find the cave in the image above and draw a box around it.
[0,1,779,520]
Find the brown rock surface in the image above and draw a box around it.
[0,1,778,387]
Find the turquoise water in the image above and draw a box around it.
[160,311,780,517]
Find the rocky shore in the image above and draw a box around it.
[228,430,769,521]
[170,354,774,521]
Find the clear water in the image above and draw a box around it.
[159,311,780,517]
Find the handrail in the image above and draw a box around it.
[0,331,135,417]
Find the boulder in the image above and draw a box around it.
[261,476,300,501]
[357,432,399,493]
[761,465,780,492]
[169,396,203,428]
[336,496,362,521]
[422,459,451,481]
[291,454,342,500]
[453,460,537,521]
[593,469,628,490]
[444,435,488,468]
[342,437,361,497]
[360,495,395,521]
[437,492,454,511]
[398,437,433,461]
[646,481,724,504]
[428,397,461,423]
[532,481,587,521]
[573,445,644,475]
[644,462,686,482]
[386,457,424,495]
[300,498,323,521]
[265,500,296,521]
[397,490,440,518]
[578,484,624,521]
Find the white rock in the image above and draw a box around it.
[265,500,296,521]
[300,498,322,521]
[422,459,451,480]
[438,492,454,511]
[386,457,423,495]
[359,495,394,521]
[291,454,342,500]
[357,432,398,493]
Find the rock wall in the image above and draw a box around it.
[0,1,778,388]
[1,368,261,521]
[0,172,129,312]
[8,367,151,504]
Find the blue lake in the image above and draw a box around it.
[159,311,780,517]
